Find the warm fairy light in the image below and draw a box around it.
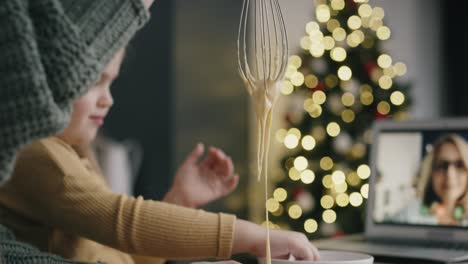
[300,36,312,50]
[304,98,315,112]
[310,43,325,58]
[354,0,369,3]
[372,7,385,19]
[323,36,336,50]
[332,170,346,184]
[288,204,303,219]
[322,174,333,188]
[347,171,361,186]
[347,15,362,30]
[334,182,348,193]
[316,5,331,23]
[383,67,396,78]
[349,192,364,207]
[312,126,326,142]
[338,66,352,81]
[304,219,318,233]
[377,54,392,68]
[271,204,284,217]
[341,92,355,106]
[331,47,347,62]
[306,21,320,34]
[357,164,371,179]
[284,134,299,149]
[291,72,305,86]
[281,80,294,95]
[358,4,372,17]
[361,183,369,199]
[320,156,334,170]
[275,129,288,143]
[377,101,391,115]
[341,109,355,123]
[377,26,391,40]
[324,75,337,88]
[305,75,319,88]
[289,55,302,69]
[327,19,340,32]
[370,18,383,31]
[310,30,324,41]
[285,64,297,78]
[261,221,279,229]
[360,91,374,105]
[378,75,393,89]
[331,0,345,10]
[360,84,372,92]
[273,188,288,202]
[312,90,327,105]
[294,156,309,171]
[301,170,315,184]
[289,128,301,137]
[336,193,350,207]
[354,30,365,42]
[394,62,407,76]
[289,167,301,181]
[321,195,334,209]
[323,209,337,223]
[326,122,341,137]
[361,16,371,29]
[266,198,280,212]
[390,91,405,106]
[308,104,323,118]
[332,27,346,41]
[302,135,316,151]
[346,31,362,47]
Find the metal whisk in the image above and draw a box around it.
[237,0,289,182]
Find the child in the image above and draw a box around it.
[0,50,319,264]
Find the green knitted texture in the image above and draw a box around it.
[0,0,149,185]
[0,224,101,264]
[0,0,149,263]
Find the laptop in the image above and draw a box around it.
[314,118,468,263]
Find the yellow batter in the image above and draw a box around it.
[244,78,282,264]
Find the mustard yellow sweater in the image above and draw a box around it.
[0,137,236,264]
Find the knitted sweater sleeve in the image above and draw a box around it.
[8,139,236,259]
[0,0,149,184]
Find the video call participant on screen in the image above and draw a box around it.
[393,134,468,226]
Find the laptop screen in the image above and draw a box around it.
[373,129,468,228]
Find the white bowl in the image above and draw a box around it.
[258,250,373,264]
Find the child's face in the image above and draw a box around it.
[58,50,125,145]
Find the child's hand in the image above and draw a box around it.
[233,219,320,261]
[164,143,239,208]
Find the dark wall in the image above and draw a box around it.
[103,1,174,200]
[443,1,468,116]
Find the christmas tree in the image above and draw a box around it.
[268,0,411,238]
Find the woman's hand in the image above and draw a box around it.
[232,219,320,261]
[164,143,239,208]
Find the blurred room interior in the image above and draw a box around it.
[101,0,467,244]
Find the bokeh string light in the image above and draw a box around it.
[262,0,410,237]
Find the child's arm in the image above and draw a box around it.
[163,143,239,208]
[7,138,318,260]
